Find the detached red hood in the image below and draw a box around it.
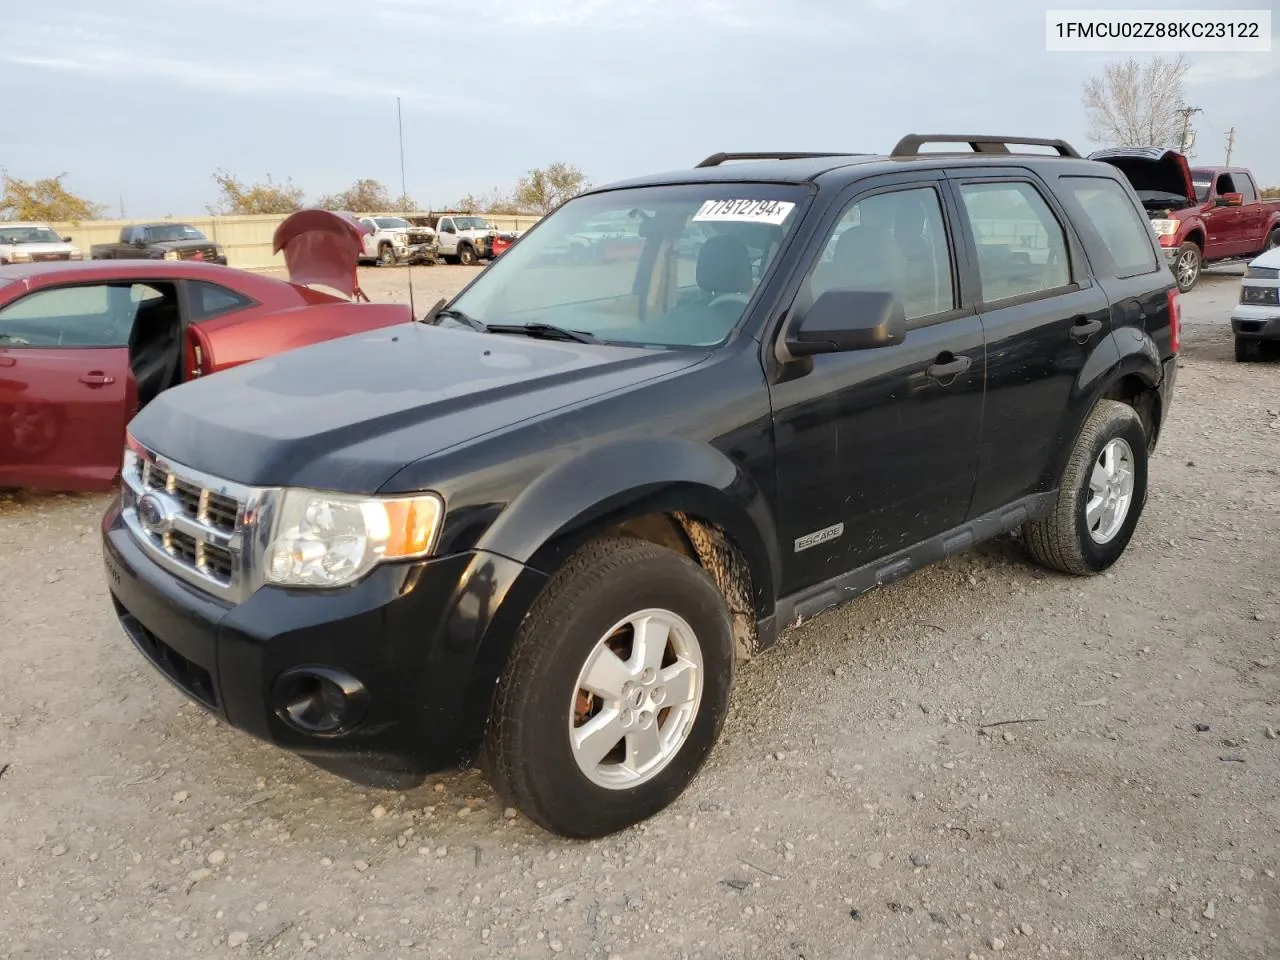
[1088,147,1196,204]
[272,210,370,299]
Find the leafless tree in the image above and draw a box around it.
[1082,55,1191,149]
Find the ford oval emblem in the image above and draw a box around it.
[136,494,168,534]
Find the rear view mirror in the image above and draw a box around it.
[1217,192,1244,207]
[785,289,906,357]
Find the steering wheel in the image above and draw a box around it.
[708,292,751,309]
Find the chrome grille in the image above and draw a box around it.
[121,445,276,603]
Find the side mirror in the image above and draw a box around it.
[134,237,147,247]
[61,235,72,243]
[1217,192,1244,207]
[784,289,906,357]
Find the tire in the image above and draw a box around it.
[1022,400,1149,576]
[1265,228,1280,253]
[1173,242,1201,293]
[377,243,396,267]
[1235,337,1256,362]
[482,537,735,839]
[458,245,477,266]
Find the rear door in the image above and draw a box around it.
[0,283,137,491]
[1236,173,1263,255]
[948,171,1113,518]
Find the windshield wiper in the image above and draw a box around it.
[420,298,488,332]
[487,323,598,344]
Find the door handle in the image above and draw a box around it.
[925,354,972,381]
[1070,317,1103,342]
[79,372,116,387]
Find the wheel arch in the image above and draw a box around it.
[1042,332,1164,490]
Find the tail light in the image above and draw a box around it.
[1167,288,1181,354]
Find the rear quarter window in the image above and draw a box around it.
[1060,176,1160,278]
[186,280,254,322]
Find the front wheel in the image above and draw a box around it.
[1173,242,1201,293]
[377,243,396,267]
[1022,400,1149,576]
[1265,228,1280,253]
[482,537,734,839]
[458,245,477,266]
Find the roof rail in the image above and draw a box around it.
[695,151,863,168]
[890,134,1082,159]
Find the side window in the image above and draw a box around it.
[1238,175,1257,205]
[1060,176,1159,277]
[0,284,147,348]
[807,186,956,322]
[1216,172,1236,195]
[440,218,455,234]
[958,181,1071,304]
[187,280,253,322]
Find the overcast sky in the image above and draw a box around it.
[3,0,1276,218]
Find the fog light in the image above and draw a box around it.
[272,666,369,735]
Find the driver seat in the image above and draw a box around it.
[696,234,753,298]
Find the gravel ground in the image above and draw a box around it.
[1,264,1278,960]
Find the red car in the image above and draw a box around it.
[0,257,410,492]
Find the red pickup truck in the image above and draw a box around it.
[1090,147,1280,292]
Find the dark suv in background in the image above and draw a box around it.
[102,134,1180,838]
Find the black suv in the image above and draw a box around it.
[102,135,1180,838]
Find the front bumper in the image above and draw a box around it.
[102,499,546,783]
[1230,304,1280,340]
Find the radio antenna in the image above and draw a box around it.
[397,96,417,318]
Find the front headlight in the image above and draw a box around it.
[10,251,31,262]
[1150,219,1179,237]
[395,232,408,243]
[264,489,443,588]
[69,248,83,260]
[163,249,181,260]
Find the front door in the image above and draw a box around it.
[437,218,458,256]
[0,283,136,491]
[769,178,986,595]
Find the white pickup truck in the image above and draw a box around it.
[355,216,413,266]
[0,222,83,265]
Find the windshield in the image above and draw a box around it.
[147,224,206,242]
[452,217,493,231]
[447,184,808,347]
[0,226,64,244]
[373,217,411,229]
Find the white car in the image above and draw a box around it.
[0,222,83,265]
[1230,245,1280,362]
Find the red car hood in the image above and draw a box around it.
[1088,147,1197,206]
[272,210,370,299]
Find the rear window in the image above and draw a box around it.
[1060,176,1159,277]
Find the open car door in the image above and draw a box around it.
[0,284,139,492]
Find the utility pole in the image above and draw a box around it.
[1177,106,1202,153]
[119,194,125,219]
[1224,127,1236,166]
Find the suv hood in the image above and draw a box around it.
[128,323,709,493]
[1088,147,1197,208]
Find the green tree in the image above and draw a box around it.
[316,179,419,213]
[1082,55,1191,149]
[0,171,107,222]
[512,162,591,215]
[207,169,305,215]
